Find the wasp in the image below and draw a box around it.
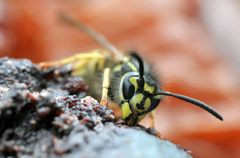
[40,13,223,126]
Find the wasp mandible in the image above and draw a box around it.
[40,13,223,126]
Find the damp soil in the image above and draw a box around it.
[0,57,191,158]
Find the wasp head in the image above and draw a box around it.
[118,53,223,126]
[119,53,161,125]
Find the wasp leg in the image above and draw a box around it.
[100,67,111,106]
[149,110,155,128]
[39,50,106,68]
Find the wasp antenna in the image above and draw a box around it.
[129,53,144,79]
[156,91,223,121]
[58,12,123,60]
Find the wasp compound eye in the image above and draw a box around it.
[122,78,135,100]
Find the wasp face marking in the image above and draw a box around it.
[119,71,161,125]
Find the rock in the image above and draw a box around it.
[0,58,191,158]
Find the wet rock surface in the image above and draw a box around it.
[0,58,191,158]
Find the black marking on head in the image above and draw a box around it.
[136,102,145,110]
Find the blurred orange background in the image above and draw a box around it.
[0,0,240,157]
